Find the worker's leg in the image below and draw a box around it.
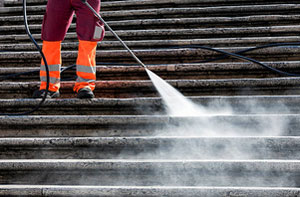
[72,0,105,94]
[38,0,74,94]
[39,41,62,92]
[73,40,97,93]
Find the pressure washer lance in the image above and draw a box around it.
[81,0,300,78]
[81,0,147,69]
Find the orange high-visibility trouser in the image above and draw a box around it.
[39,0,104,92]
[40,40,97,92]
[40,41,62,92]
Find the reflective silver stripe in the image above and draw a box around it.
[40,76,60,84]
[76,76,95,83]
[93,26,103,40]
[77,65,96,74]
[41,64,61,72]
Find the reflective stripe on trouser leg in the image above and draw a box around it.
[74,40,97,92]
[40,41,62,92]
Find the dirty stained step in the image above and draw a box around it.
[1,47,300,65]
[1,77,300,98]
[0,185,300,197]
[1,95,300,115]
[0,185,299,197]
[0,136,299,160]
[1,37,300,51]
[0,159,299,187]
[1,15,300,34]
[1,61,300,81]
[3,25,300,42]
[2,4,300,22]
[0,114,298,136]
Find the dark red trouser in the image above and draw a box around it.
[42,0,104,42]
[40,0,104,92]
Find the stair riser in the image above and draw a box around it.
[2,5,300,23]
[2,37,300,51]
[0,115,298,136]
[2,17,300,34]
[0,137,299,159]
[1,47,300,66]
[0,161,299,186]
[0,186,299,197]
[1,96,299,115]
[1,78,300,98]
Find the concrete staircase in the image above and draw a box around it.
[0,0,300,196]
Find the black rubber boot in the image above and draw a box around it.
[32,89,60,98]
[77,87,95,99]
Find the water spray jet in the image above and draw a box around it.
[81,0,199,115]
[81,0,299,118]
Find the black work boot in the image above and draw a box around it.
[32,89,60,99]
[77,87,95,99]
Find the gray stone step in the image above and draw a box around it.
[4,0,299,6]
[1,46,299,66]
[2,15,300,35]
[0,185,299,197]
[1,36,300,51]
[0,114,298,136]
[0,136,299,160]
[1,4,300,25]
[2,4,299,17]
[1,61,300,81]
[5,0,299,10]
[3,25,300,43]
[0,95,299,115]
[1,77,300,98]
[2,25,300,44]
[0,159,299,186]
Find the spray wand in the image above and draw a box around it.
[81,0,300,78]
[81,0,148,69]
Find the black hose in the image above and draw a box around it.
[0,0,50,116]
[170,44,300,77]
[196,42,300,66]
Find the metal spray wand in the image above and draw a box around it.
[81,0,148,69]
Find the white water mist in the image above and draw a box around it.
[146,68,207,116]
[145,68,288,137]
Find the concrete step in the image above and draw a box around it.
[0,95,299,115]
[4,0,300,6]
[1,77,300,98]
[0,46,299,66]
[0,114,298,136]
[8,24,300,39]
[0,185,299,197]
[1,61,300,81]
[2,26,300,48]
[2,4,300,17]
[0,159,299,186]
[0,136,299,160]
[1,4,300,25]
[2,25,300,44]
[1,36,300,51]
[1,15,300,35]
[4,0,300,10]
